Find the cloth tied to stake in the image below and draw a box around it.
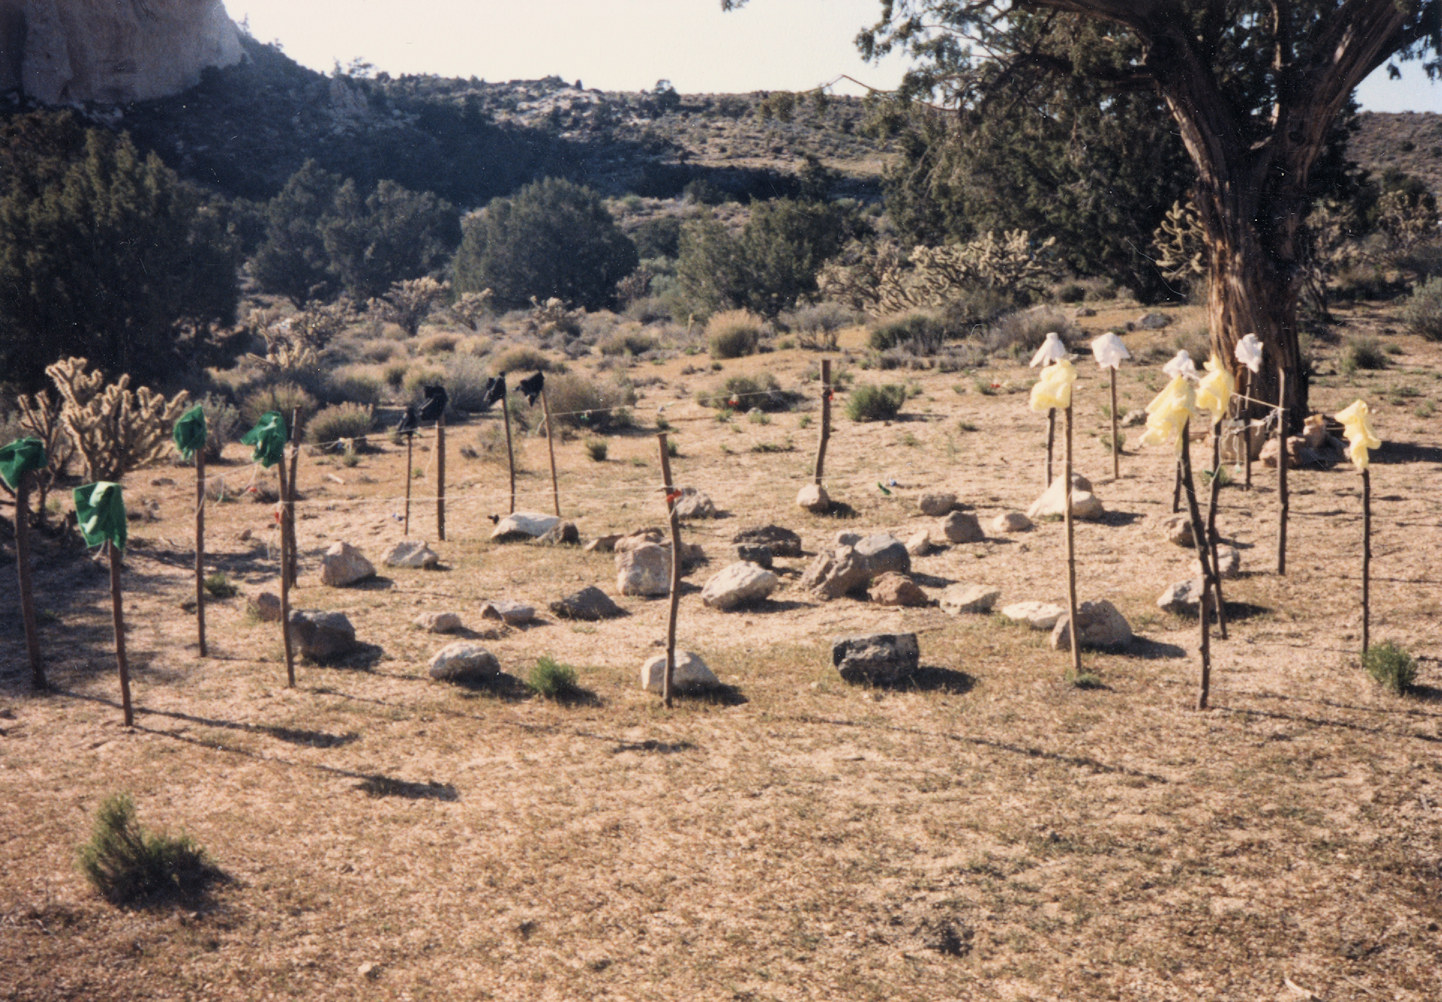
[1089,331,1130,369]
[73,481,127,551]
[240,411,287,468]
[518,371,545,405]
[172,404,207,462]
[396,405,419,436]
[478,375,507,412]
[1194,354,1235,426]
[0,437,46,490]
[419,385,448,423]
[1029,357,1077,412]
[1029,331,1071,368]
[1163,350,1199,381]
[1234,333,1264,374]
[1335,399,1380,471]
[1139,375,1197,452]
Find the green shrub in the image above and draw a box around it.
[600,330,658,356]
[1341,336,1388,374]
[442,354,502,412]
[528,655,581,701]
[382,360,409,389]
[401,366,446,400]
[202,572,238,598]
[1399,276,1442,340]
[195,393,243,463]
[241,382,316,435]
[869,312,946,353]
[985,308,1078,360]
[706,310,762,358]
[322,369,384,407]
[306,402,374,445]
[78,793,218,907]
[585,438,608,461]
[846,383,907,422]
[538,372,636,432]
[699,372,796,412]
[491,345,557,374]
[1363,640,1417,694]
[1055,281,1087,303]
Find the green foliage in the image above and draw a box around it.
[491,345,558,374]
[1399,277,1442,341]
[203,572,238,598]
[846,383,907,422]
[1362,641,1417,695]
[78,793,218,907]
[241,382,316,434]
[453,178,638,310]
[306,402,375,445]
[706,310,762,358]
[1340,336,1388,374]
[631,216,684,259]
[585,438,609,461]
[538,372,636,432]
[700,373,795,412]
[528,655,582,701]
[869,313,947,353]
[0,112,240,391]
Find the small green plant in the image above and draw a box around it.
[655,416,672,431]
[1362,640,1417,694]
[958,419,978,433]
[528,656,582,701]
[667,439,680,458]
[1200,465,1231,487]
[846,383,907,422]
[1066,670,1104,689]
[900,431,920,447]
[585,438,608,462]
[202,572,238,598]
[797,414,812,428]
[748,410,770,425]
[78,793,218,907]
[1340,336,1388,374]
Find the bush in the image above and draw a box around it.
[443,354,502,412]
[600,331,658,356]
[985,307,1079,360]
[1341,336,1388,374]
[786,302,856,350]
[528,655,582,701]
[418,332,460,355]
[846,383,907,422]
[241,382,317,436]
[1399,276,1442,340]
[707,309,762,358]
[401,366,445,401]
[491,345,557,374]
[320,369,384,407]
[585,438,608,461]
[539,371,636,432]
[195,393,243,463]
[700,373,796,412]
[78,793,218,907]
[1363,641,1418,694]
[869,313,946,353]
[1055,281,1087,303]
[203,572,238,598]
[306,402,374,445]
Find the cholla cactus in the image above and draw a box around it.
[371,277,449,338]
[12,389,76,520]
[249,299,353,375]
[527,296,583,338]
[449,289,494,330]
[874,231,1058,314]
[45,357,189,482]
[1152,199,1208,285]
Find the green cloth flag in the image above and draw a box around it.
[240,411,287,468]
[73,482,127,551]
[0,437,46,490]
[172,404,208,462]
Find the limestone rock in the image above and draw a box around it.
[799,545,873,600]
[614,528,665,553]
[247,591,281,623]
[990,511,1032,534]
[617,543,672,597]
[940,511,984,544]
[701,561,778,610]
[1158,513,1195,547]
[940,585,1000,615]
[1201,545,1242,580]
[1050,600,1132,651]
[490,512,560,542]
[640,651,719,694]
[832,633,920,685]
[1000,601,1065,630]
[1136,311,1172,330]
[1158,578,1205,616]
[796,482,830,512]
[320,541,375,587]
[535,521,579,546]
[1026,474,1104,521]
[413,611,463,634]
[428,643,499,683]
[904,529,933,557]
[868,572,929,607]
[672,488,717,519]
[854,533,911,576]
[584,533,622,553]
[479,600,535,625]
[288,610,358,662]
[918,491,957,516]
[1260,436,1308,469]
[383,539,438,569]
[550,586,624,621]
[732,524,803,558]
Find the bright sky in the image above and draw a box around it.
[222,0,1442,111]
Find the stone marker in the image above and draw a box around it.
[617,543,671,597]
[640,651,719,694]
[479,600,536,625]
[550,585,624,621]
[288,610,358,661]
[940,584,1000,615]
[905,529,933,556]
[413,611,462,633]
[832,633,920,685]
[320,541,375,587]
[490,512,560,542]
[990,511,1032,534]
[248,591,282,622]
[672,488,717,519]
[701,561,779,610]
[1049,600,1132,650]
[735,544,773,568]
[1000,601,1065,630]
[1026,474,1105,521]
[382,539,439,569]
[536,521,579,546]
[1157,513,1195,547]
[940,511,984,544]
[796,483,830,512]
[1157,578,1205,616]
[428,642,499,683]
[918,491,957,516]
[733,524,803,558]
[868,572,929,607]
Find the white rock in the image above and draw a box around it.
[1158,578,1206,616]
[1026,474,1105,521]
[413,611,463,634]
[490,512,560,541]
[918,491,956,516]
[640,651,719,694]
[672,487,717,519]
[940,585,1000,615]
[1000,601,1065,630]
[383,539,439,569]
[1050,600,1132,650]
[905,529,933,556]
[319,541,375,587]
[479,600,535,625]
[617,543,671,597]
[990,511,1033,534]
[796,483,830,512]
[428,643,499,683]
[701,561,779,610]
[1204,545,1242,580]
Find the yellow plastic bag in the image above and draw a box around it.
[1139,375,1196,452]
[1334,399,1380,471]
[1029,357,1077,412]
[1194,354,1235,426]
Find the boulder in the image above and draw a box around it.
[640,651,719,694]
[1050,600,1132,651]
[796,483,830,512]
[615,528,665,553]
[382,539,439,569]
[701,561,779,610]
[904,529,933,557]
[584,533,622,553]
[428,643,499,683]
[799,545,873,600]
[1200,545,1241,580]
[413,611,462,634]
[617,543,672,597]
[479,600,536,626]
[735,544,772,568]
[918,491,957,516]
[550,586,625,621]
[536,521,580,546]
[672,488,717,519]
[733,524,803,558]
[1136,311,1172,330]
[1158,513,1195,547]
[320,542,375,587]
[940,511,985,544]
[1158,578,1205,616]
[832,633,920,685]
[247,591,282,623]
[490,512,560,542]
[288,610,358,661]
[868,572,929,607]
[940,584,1000,615]
[1026,475,1105,521]
[1218,419,1267,462]
[1000,601,1065,630]
[990,511,1032,534]
[854,533,911,576]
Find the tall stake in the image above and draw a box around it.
[1172,461,1182,513]
[1180,423,1216,710]
[1045,408,1056,485]
[108,541,133,726]
[14,472,44,690]
[813,359,832,485]
[403,432,413,535]
[284,410,299,586]
[195,448,207,656]
[1109,368,1120,480]
[1276,368,1289,576]
[1063,404,1081,676]
[436,414,447,541]
[658,433,683,709]
[1240,370,1253,490]
[1362,468,1372,655]
[541,388,560,517]
[278,449,295,688]
[502,400,517,514]
[1205,431,1228,639]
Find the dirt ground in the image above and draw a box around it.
[3,301,1441,1001]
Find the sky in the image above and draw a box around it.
[222,0,1442,111]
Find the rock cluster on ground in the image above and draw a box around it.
[800,533,910,600]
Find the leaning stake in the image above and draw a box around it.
[541,387,560,517]
[1276,367,1289,576]
[814,359,832,486]
[658,433,683,709]
[2,437,47,689]
[1335,399,1380,658]
[1063,403,1081,677]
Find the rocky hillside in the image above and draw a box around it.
[1352,110,1442,195]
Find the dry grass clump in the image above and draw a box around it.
[417,332,461,355]
[706,309,763,358]
[537,371,636,432]
[240,381,317,433]
[306,402,374,445]
[491,345,559,374]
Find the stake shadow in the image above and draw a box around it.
[609,739,696,755]
[303,642,386,671]
[1122,637,1189,660]
[1218,703,1442,745]
[1094,510,1145,527]
[678,682,748,706]
[1372,441,1442,465]
[134,704,360,748]
[869,665,976,695]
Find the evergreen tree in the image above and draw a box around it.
[247,160,344,307]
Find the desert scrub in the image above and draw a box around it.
[868,312,946,353]
[491,345,558,374]
[1341,335,1388,373]
[528,655,582,701]
[202,572,238,598]
[241,381,316,435]
[540,372,636,432]
[78,793,219,907]
[320,368,383,407]
[193,393,243,463]
[699,373,796,412]
[306,402,375,445]
[846,383,907,422]
[442,354,502,412]
[1399,276,1442,340]
[1363,640,1417,694]
[599,330,658,356]
[585,438,608,461]
[706,309,762,359]
[985,307,1078,360]
[418,332,460,355]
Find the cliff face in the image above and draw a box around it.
[0,0,242,104]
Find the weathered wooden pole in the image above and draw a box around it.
[541,388,560,517]
[658,433,683,709]
[1046,407,1056,486]
[814,359,832,485]
[502,399,517,514]
[278,447,296,688]
[195,448,207,657]
[403,432,413,536]
[1362,468,1372,655]
[13,472,44,690]
[1239,370,1253,491]
[284,410,300,587]
[1063,403,1081,677]
[1205,431,1228,640]
[1180,422,1216,710]
[1276,368,1289,576]
[1109,367,1120,480]
[1172,461,1182,513]
[107,541,133,726]
[436,414,447,541]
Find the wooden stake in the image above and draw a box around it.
[1362,467,1371,655]
[1063,404,1081,677]
[814,359,831,486]
[1180,423,1216,710]
[403,432,413,536]
[284,411,300,587]
[436,414,446,541]
[108,541,133,727]
[195,449,207,657]
[1172,460,1182,513]
[1240,370,1253,490]
[14,472,44,690]
[658,433,683,709]
[1046,407,1056,485]
[1109,367,1120,480]
[1276,367,1289,576]
[541,388,560,517]
[502,398,516,514]
[278,450,295,689]
[1205,431,1228,640]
